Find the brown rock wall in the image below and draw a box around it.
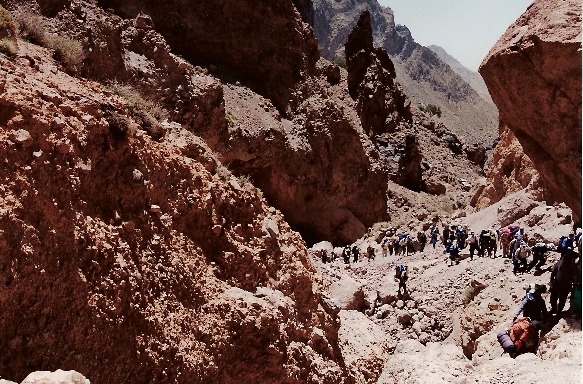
[0,43,351,384]
[474,126,546,209]
[98,0,319,113]
[479,0,582,218]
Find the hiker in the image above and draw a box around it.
[549,254,577,314]
[442,224,450,245]
[558,231,578,260]
[445,237,460,266]
[407,234,416,254]
[509,235,523,261]
[343,245,351,264]
[500,229,512,258]
[514,284,548,323]
[527,243,555,272]
[467,231,479,260]
[396,233,410,257]
[518,227,528,243]
[394,264,408,294]
[513,241,531,274]
[417,231,427,252]
[429,225,439,248]
[330,249,337,262]
[506,317,543,357]
[381,233,390,257]
[352,245,359,263]
[388,233,397,255]
[479,229,496,257]
[459,225,468,249]
[366,245,375,261]
[321,249,328,264]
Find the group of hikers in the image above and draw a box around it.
[315,221,581,359]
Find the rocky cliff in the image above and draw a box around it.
[312,0,499,146]
[473,126,547,210]
[21,0,392,245]
[479,0,582,220]
[0,40,354,384]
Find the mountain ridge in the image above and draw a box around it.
[312,0,498,146]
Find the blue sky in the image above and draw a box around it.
[378,0,533,70]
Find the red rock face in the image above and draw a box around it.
[479,0,582,219]
[98,0,319,114]
[0,43,351,384]
[473,126,547,209]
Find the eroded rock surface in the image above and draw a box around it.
[0,42,352,384]
[480,0,582,219]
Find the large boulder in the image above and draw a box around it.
[338,310,388,383]
[21,370,90,384]
[329,276,366,310]
[480,0,582,220]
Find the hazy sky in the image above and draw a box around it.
[378,0,533,70]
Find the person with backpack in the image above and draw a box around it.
[366,245,375,261]
[513,284,548,323]
[343,245,351,264]
[394,264,408,294]
[558,231,578,260]
[352,245,359,263]
[527,243,555,273]
[442,224,450,246]
[500,317,543,357]
[445,237,460,266]
[513,241,531,274]
[429,225,439,248]
[381,233,390,257]
[467,231,479,260]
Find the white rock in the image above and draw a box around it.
[21,370,90,384]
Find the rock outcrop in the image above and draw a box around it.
[15,0,392,244]
[97,0,319,114]
[312,0,498,146]
[344,10,411,135]
[473,127,547,209]
[480,0,582,220]
[0,42,351,384]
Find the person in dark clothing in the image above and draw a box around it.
[467,231,479,260]
[343,246,351,264]
[513,284,548,323]
[527,243,555,272]
[417,231,427,252]
[352,245,359,263]
[430,226,439,248]
[321,249,328,264]
[559,232,578,260]
[394,264,408,294]
[442,225,450,245]
[550,256,577,314]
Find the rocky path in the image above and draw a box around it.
[311,203,582,383]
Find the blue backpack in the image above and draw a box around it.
[557,236,568,251]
